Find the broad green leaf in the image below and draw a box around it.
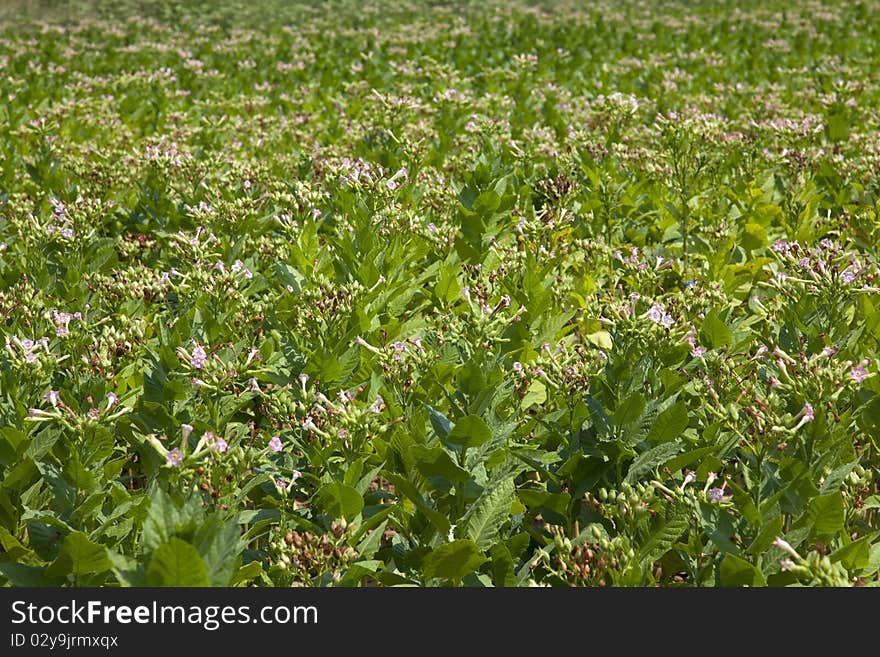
[747,513,784,556]
[865,544,880,577]
[584,396,613,437]
[614,392,645,426]
[639,503,689,565]
[313,482,364,521]
[720,553,766,587]
[829,535,874,571]
[521,380,547,410]
[804,493,845,537]
[701,311,732,350]
[46,531,112,579]
[0,563,57,587]
[489,542,516,587]
[383,472,451,535]
[647,401,689,444]
[819,459,860,495]
[422,540,487,581]
[194,514,244,586]
[585,331,613,350]
[625,442,683,484]
[427,405,452,440]
[741,222,767,251]
[461,477,515,549]
[146,538,210,587]
[356,520,387,560]
[410,445,470,482]
[143,487,203,551]
[434,266,460,305]
[231,561,264,587]
[447,415,492,448]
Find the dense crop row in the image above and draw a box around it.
[1,0,879,586]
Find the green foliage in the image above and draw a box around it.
[0,0,878,588]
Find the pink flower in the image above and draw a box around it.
[106,392,118,409]
[269,436,283,452]
[802,403,814,422]
[850,366,868,384]
[214,437,228,453]
[44,390,60,407]
[647,303,674,328]
[707,487,726,503]
[691,345,706,358]
[840,268,857,284]
[191,344,207,369]
[166,448,183,467]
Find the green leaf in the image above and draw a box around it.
[0,563,57,587]
[517,489,571,521]
[829,534,875,571]
[747,513,784,556]
[410,445,470,482]
[447,415,492,448]
[356,520,387,560]
[520,380,546,410]
[741,222,767,251]
[383,472,451,535]
[231,561,264,587]
[647,401,689,444]
[427,405,452,440]
[701,311,732,350]
[472,190,501,216]
[614,392,645,426]
[625,442,683,484]
[313,482,364,521]
[146,538,210,587]
[489,542,516,587]
[275,262,305,295]
[422,540,487,582]
[46,531,111,579]
[434,265,460,305]
[585,331,613,350]
[584,396,613,437]
[819,459,860,495]
[719,553,766,587]
[108,551,145,587]
[461,477,515,550]
[804,493,845,537]
[639,503,689,565]
[143,487,202,551]
[865,544,880,577]
[0,527,34,561]
[194,514,244,586]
